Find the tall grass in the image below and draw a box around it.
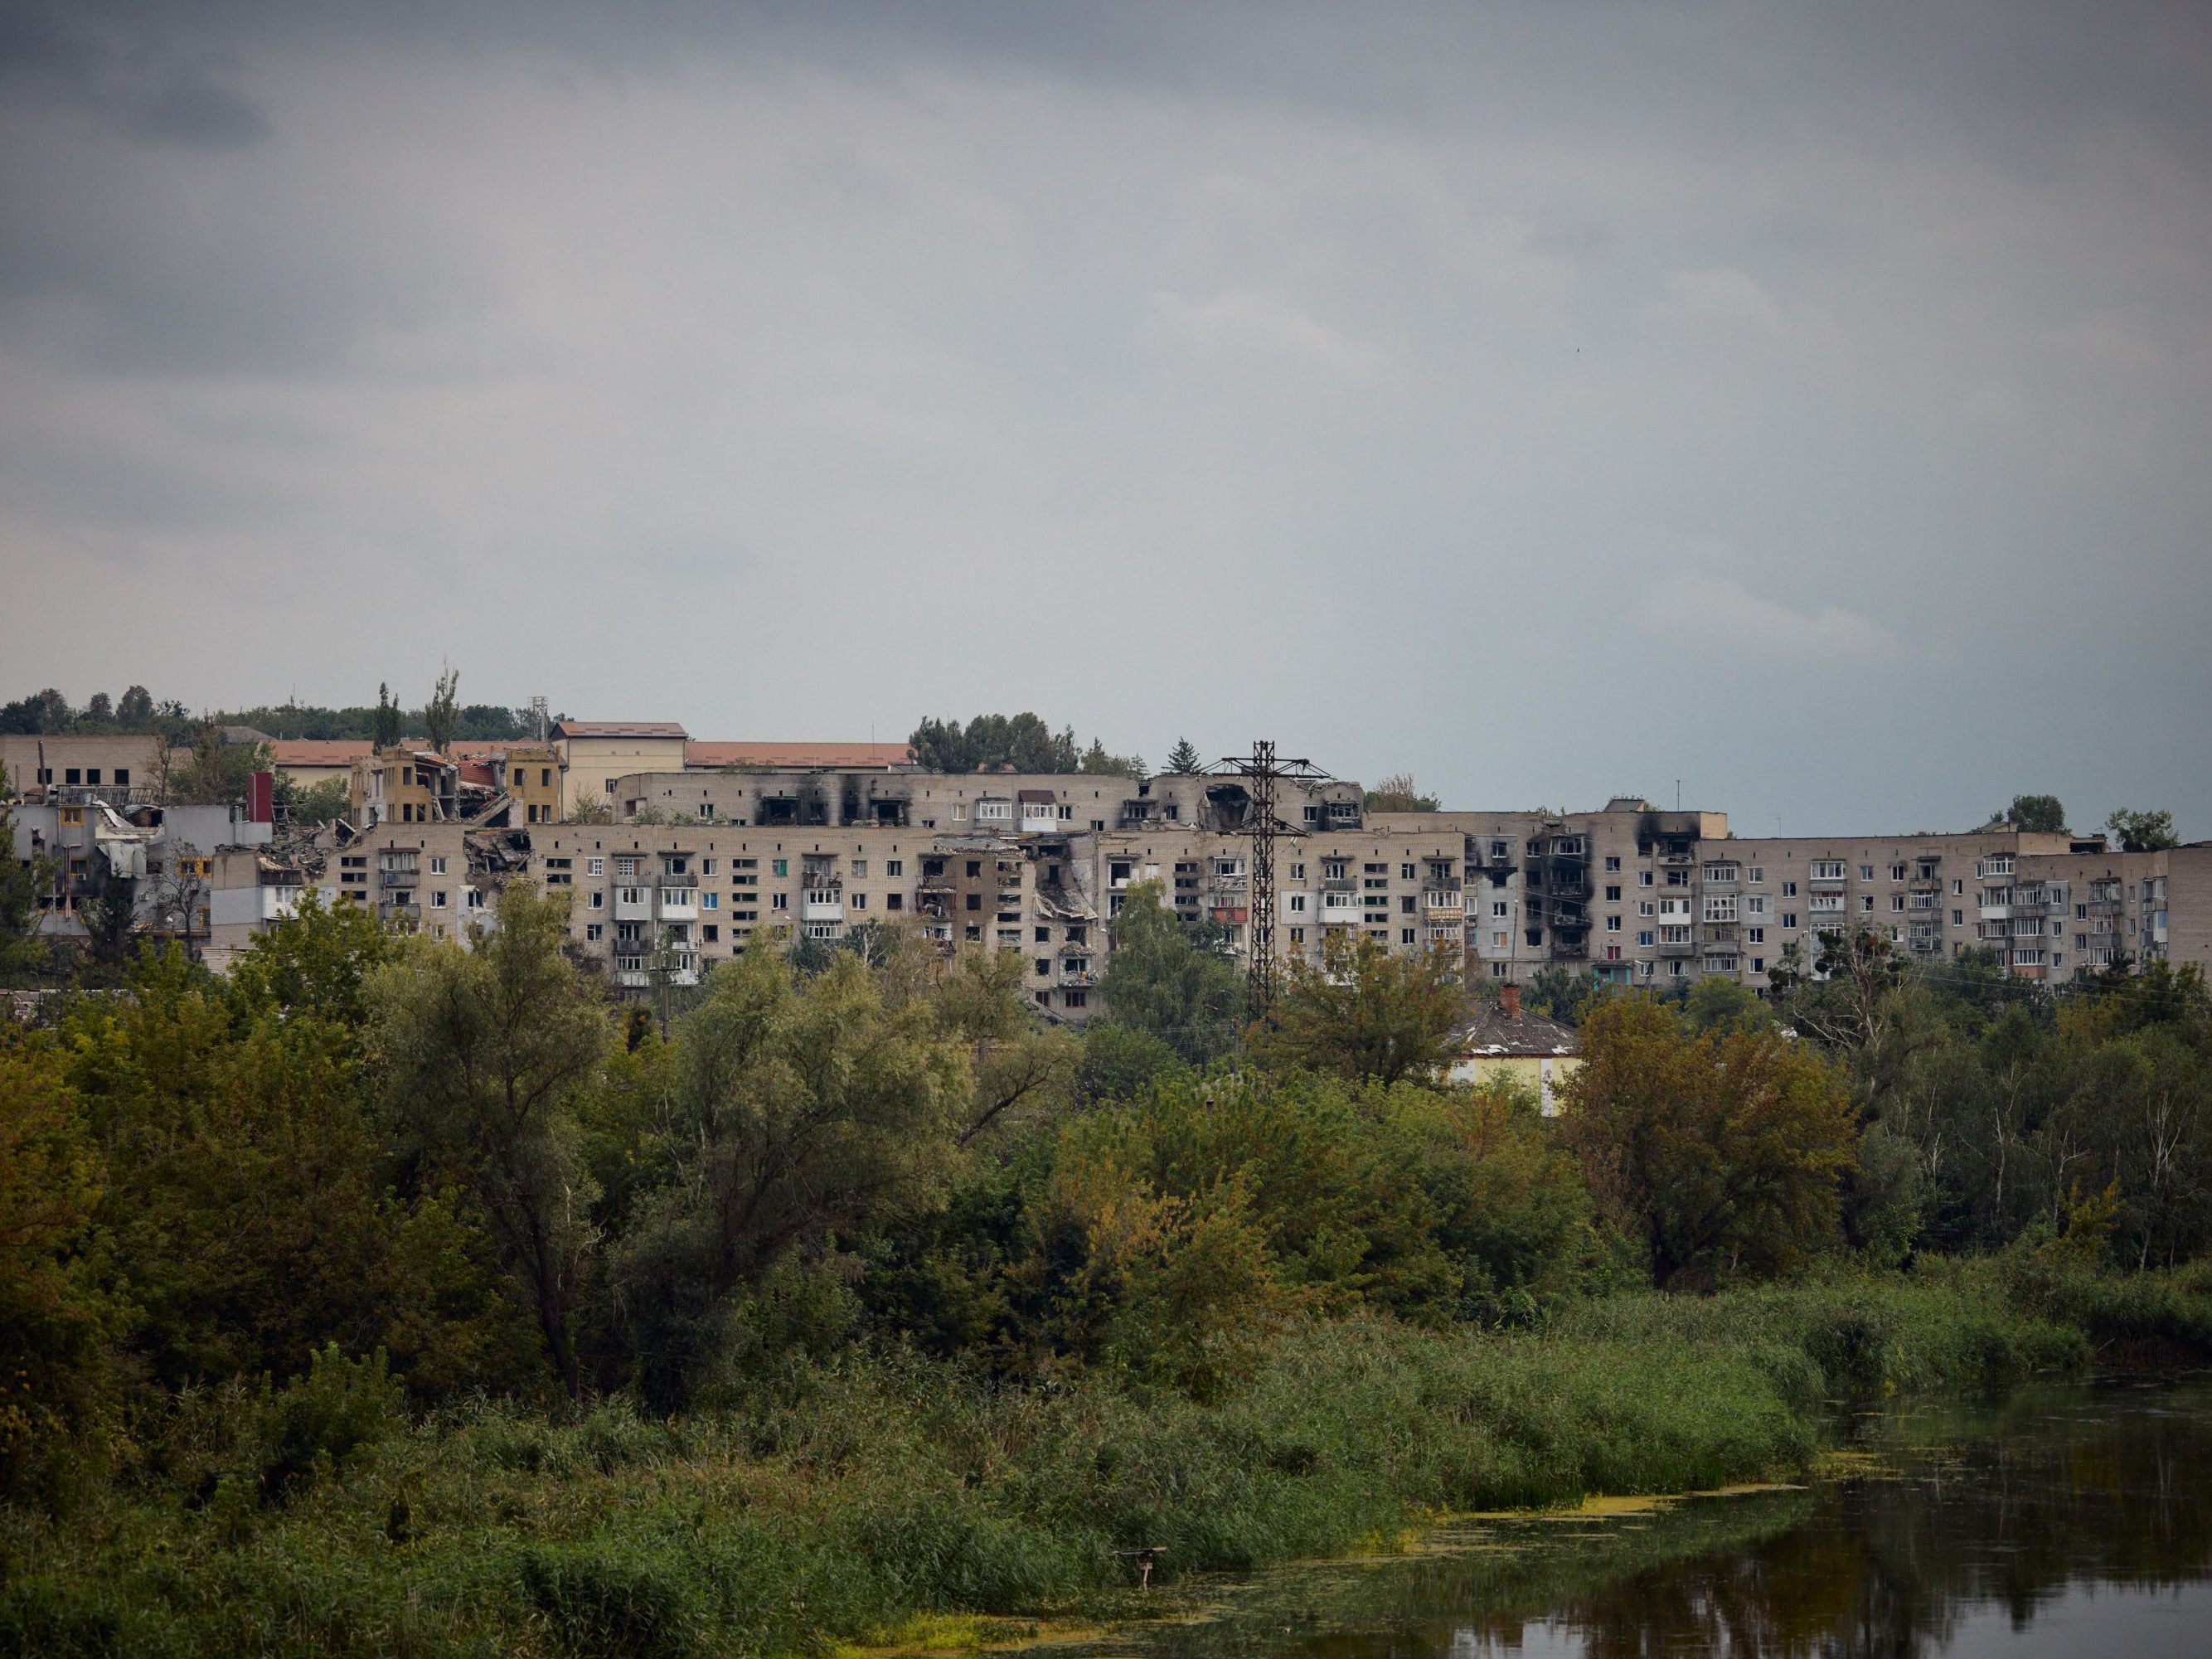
[5,1265,2206,1659]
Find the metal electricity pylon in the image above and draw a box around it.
[1208,740,1332,1021]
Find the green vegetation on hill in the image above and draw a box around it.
[4,884,2212,1656]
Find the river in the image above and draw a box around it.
[1079,1373,2212,1657]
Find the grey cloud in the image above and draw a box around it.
[1,2,2209,836]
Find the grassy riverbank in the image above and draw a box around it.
[6,1261,2208,1659]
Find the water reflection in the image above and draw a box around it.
[1115,1376,2212,1658]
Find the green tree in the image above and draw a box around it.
[0,1041,111,1506]
[1255,930,1463,1087]
[165,718,269,807]
[1561,995,1860,1285]
[371,887,610,1398]
[72,868,137,972]
[275,774,351,826]
[610,946,968,1406]
[0,804,56,977]
[2006,793,2067,833]
[1681,973,1775,1036]
[1363,773,1441,813]
[1525,963,1606,1026]
[423,667,460,753]
[1079,738,1147,779]
[228,889,395,1033]
[1165,737,1202,775]
[2108,807,2179,851]
[372,683,402,749]
[1099,881,1244,1063]
[116,685,154,726]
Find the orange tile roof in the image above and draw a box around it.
[269,740,373,766]
[686,740,914,770]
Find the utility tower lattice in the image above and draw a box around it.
[1210,741,1332,1022]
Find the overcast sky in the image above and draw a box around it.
[3,1,2208,835]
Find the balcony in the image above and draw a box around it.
[379,866,420,885]
[613,890,653,923]
[803,897,845,923]
[1424,890,1463,911]
[659,891,700,919]
[1807,872,1848,888]
[1657,938,1697,957]
[1210,906,1249,925]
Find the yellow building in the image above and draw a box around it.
[463,743,565,825]
[350,747,459,827]
[1448,985,1582,1114]
[552,720,689,816]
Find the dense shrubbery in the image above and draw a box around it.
[5,889,2212,1653]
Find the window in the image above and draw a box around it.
[1323,861,1347,880]
[1605,885,1622,901]
[700,857,717,876]
[1861,895,1875,912]
[1036,958,1050,976]
[1492,901,1507,917]
[1400,896,1416,914]
[1782,912,1797,929]
[1890,864,1907,881]
[1890,895,1905,911]
[1289,926,1307,944]
[702,892,719,910]
[1751,958,1764,973]
[850,859,866,878]
[1607,915,1622,933]
[1747,927,1764,944]
[1952,910,1965,926]
[1638,871,1653,887]
[1604,856,1621,871]
[586,923,603,941]
[1289,862,1307,880]
[65,769,80,785]
[773,893,788,910]
[431,890,448,908]
[1638,900,1655,916]
[773,859,788,877]
[703,924,719,943]
[1783,881,1797,897]
[114,769,129,787]
[1064,989,1088,1009]
[1858,865,1874,880]
[589,891,604,910]
[1401,929,1416,944]
[965,894,981,910]
[1746,866,1763,885]
[466,890,485,910]
[1400,863,1416,880]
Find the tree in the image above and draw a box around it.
[610,945,968,1406]
[116,686,154,726]
[1561,996,1860,1284]
[423,667,460,754]
[0,688,70,735]
[2006,794,2067,833]
[907,713,1084,774]
[275,774,351,826]
[1079,739,1147,779]
[228,889,395,1033]
[1166,738,1203,775]
[1681,973,1775,1036]
[1525,963,1606,1026]
[372,683,402,749]
[2108,807,2179,852]
[1364,773,1441,813]
[371,887,610,1398]
[1099,881,1244,1063]
[73,867,137,971]
[82,692,113,726]
[165,720,268,807]
[0,805,56,977]
[1254,930,1463,1086]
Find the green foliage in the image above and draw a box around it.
[1164,738,1202,775]
[1255,931,1463,1086]
[1522,963,1608,1026]
[164,719,268,807]
[421,667,460,753]
[1099,882,1244,1063]
[1075,1021,1186,1103]
[908,713,1139,776]
[2107,806,2179,851]
[2006,793,2067,832]
[274,774,350,826]
[1362,772,1440,813]
[372,683,401,749]
[1563,996,1860,1285]
[611,946,968,1407]
[371,886,612,1396]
